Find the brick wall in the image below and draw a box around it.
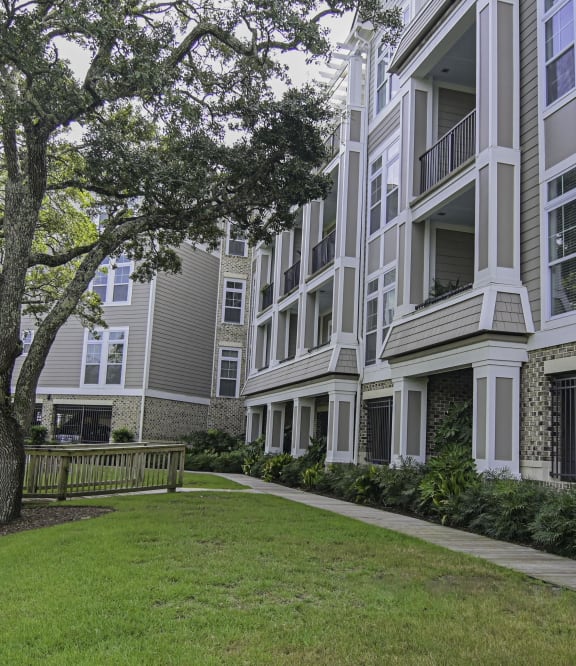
[207,397,246,435]
[358,380,393,464]
[426,369,473,454]
[519,342,576,464]
[142,396,208,440]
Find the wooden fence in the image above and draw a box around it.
[24,443,186,500]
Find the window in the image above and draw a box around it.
[548,165,576,316]
[227,225,247,256]
[544,0,576,104]
[364,268,396,365]
[551,374,576,479]
[82,329,127,386]
[223,280,245,324]
[369,143,400,235]
[218,348,240,397]
[376,42,400,114]
[365,397,393,464]
[365,280,379,364]
[91,255,132,305]
[21,329,34,355]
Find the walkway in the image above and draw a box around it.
[213,473,576,592]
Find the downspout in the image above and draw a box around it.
[139,275,157,441]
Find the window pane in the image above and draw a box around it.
[86,343,101,365]
[547,47,576,103]
[84,365,100,384]
[219,378,237,397]
[386,189,399,222]
[366,298,378,332]
[107,343,124,364]
[545,4,574,60]
[365,332,377,365]
[370,203,381,234]
[549,201,576,260]
[224,307,241,323]
[551,255,576,315]
[106,365,122,384]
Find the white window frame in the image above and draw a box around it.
[375,42,399,115]
[546,164,576,319]
[368,141,400,236]
[81,327,129,388]
[90,255,133,306]
[226,224,248,257]
[217,348,241,398]
[222,279,246,324]
[364,267,396,366]
[21,329,34,355]
[542,0,576,106]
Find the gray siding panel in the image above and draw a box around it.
[437,88,475,140]
[383,294,484,359]
[243,349,335,395]
[519,0,541,329]
[435,229,474,285]
[493,292,527,334]
[335,348,358,374]
[148,245,219,397]
[368,104,401,154]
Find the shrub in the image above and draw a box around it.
[419,444,478,522]
[380,458,426,513]
[314,464,364,502]
[112,427,135,443]
[262,453,293,482]
[185,450,245,473]
[433,400,472,453]
[530,489,576,557]
[182,429,242,454]
[240,437,266,476]
[29,425,48,446]
[301,462,325,489]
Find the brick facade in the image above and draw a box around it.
[426,369,473,455]
[358,380,393,464]
[142,396,208,440]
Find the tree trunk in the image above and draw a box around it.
[0,409,26,524]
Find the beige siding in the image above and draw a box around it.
[493,292,527,334]
[243,349,334,395]
[383,294,484,359]
[437,88,475,140]
[435,229,474,285]
[148,245,219,397]
[519,0,541,329]
[368,104,401,154]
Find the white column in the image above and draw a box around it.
[265,403,284,454]
[390,377,428,465]
[473,362,521,475]
[326,390,357,464]
[292,398,315,457]
[245,407,263,443]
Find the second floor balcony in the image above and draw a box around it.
[284,260,300,295]
[311,229,336,274]
[261,282,274,311]
[419,109,476,194]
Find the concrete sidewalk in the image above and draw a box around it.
[213,473,576,591]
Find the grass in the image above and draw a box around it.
[2,492,576,665]
[181,471,248,489]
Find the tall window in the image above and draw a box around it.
[227,224,247,256]
[223,280,245,323]
[548,165,576,316]
[544,0,575,104]
[369,143,400,235]
[83,329,127,386]
[365,280,379,364]
[21,329,34,355]
[91,255,132,305]
[218,348,240,397]
[364,268,396,365]
[376,42,399,114]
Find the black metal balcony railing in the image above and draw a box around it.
[284,261,300,295]
[261,282,274,310]
[419,109,476,194]
[324,122,341,160]
[311,230,336,274]
[416,282,473,311]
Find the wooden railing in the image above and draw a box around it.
[24,443,186,500]
[419,109,476,194]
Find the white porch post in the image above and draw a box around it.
[390,377,428,465]
[473,362,521,475]
[325,390,357,464]
[265,403,284,454]
[245,406,263,443]
[292,397,315,458]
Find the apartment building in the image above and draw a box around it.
[17,243,221,443]
[244,0,576,484]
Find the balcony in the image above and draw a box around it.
[284,261,300,295]
[311,230,336,274]
[420,110,476,194]
[324,122,341,161]
[261,282,274,310]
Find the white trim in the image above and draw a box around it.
[36,387,143,396]
[145,389,210,405]
[90,256,134,306]
[244,377,359,408]
[216,347,241,398]
[80,326,129,389]
[222,278,246,325]
[37,397,116,406]
[362,387,394,400]
[140,275,157,441]
[544,356,576,374]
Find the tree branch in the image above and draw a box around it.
[28,241,99,268]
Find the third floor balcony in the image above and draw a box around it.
[311,229,336,275]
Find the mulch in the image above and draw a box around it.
[0,504,114,536]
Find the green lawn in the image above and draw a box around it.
[181,471,248,489]
[2,492,576,665]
